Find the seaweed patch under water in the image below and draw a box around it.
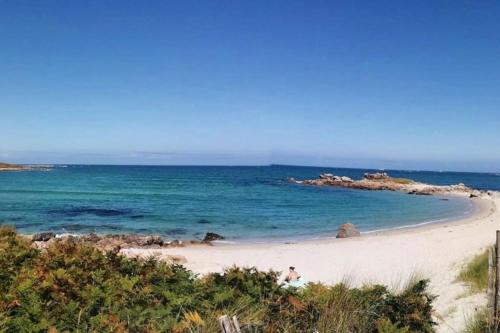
[164,228,188,235]
[59,223,123,232]
[48,207,133,218]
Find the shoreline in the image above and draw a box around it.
[5,170,498,332]
[21,192,478,245]
[357,193,485,237]
[121,192,499,333]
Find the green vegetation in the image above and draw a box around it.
[0,225,436,332]
[389,178,413,185]
[463,308,489,333]
[458,248,490,292]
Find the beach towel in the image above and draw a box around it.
[284,277,308,288]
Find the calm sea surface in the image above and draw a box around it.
[1,165,498,241]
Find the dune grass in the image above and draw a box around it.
[457,248,490,292]
[0,225,437,332]
[463,308,490,333]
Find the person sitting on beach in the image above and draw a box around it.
[285,266,300,282]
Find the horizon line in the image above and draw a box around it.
[11,162,499,175]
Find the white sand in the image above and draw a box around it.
[123,192,500,332]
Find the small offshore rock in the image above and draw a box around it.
[336,223,360,238]
[203,232,225,242]
[32,232,56,242]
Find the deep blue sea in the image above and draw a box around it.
[1,165,499,241]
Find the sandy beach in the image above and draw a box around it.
[122,192,500,332]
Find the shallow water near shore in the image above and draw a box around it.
[0,165,497,241]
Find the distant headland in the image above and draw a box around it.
[0,162,31,171]
[0,162,52,172]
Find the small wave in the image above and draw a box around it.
[363,218,449,234]
[362,203,475,235]
[56,233,82,238]
[212,240,237,245]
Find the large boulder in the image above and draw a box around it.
[142,235,164,246]
[336,223,360,238]
[203,232,225,242]
[32,232,56,242]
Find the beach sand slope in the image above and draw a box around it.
[123,193,499,332]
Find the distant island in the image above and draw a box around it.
[0,162,31,171]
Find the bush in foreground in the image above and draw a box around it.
[0,226,436,332]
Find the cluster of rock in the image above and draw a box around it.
[289,172,486,197]
[363,172,389,180]
[30,231,225,253]
[292,173,409,192]
[319,173,354,182]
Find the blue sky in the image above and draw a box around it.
[1,1,499,171]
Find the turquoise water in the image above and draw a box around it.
[0,165,495,241]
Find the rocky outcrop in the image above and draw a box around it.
[290,172,475,196]
[32,232,56,242]
[30,232,218,253]
[336,223,360,238]
[203,232,225,242]
[90,234,163,249]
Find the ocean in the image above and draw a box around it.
[1,165,498,241]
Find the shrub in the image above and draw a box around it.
[0,226,436,332]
